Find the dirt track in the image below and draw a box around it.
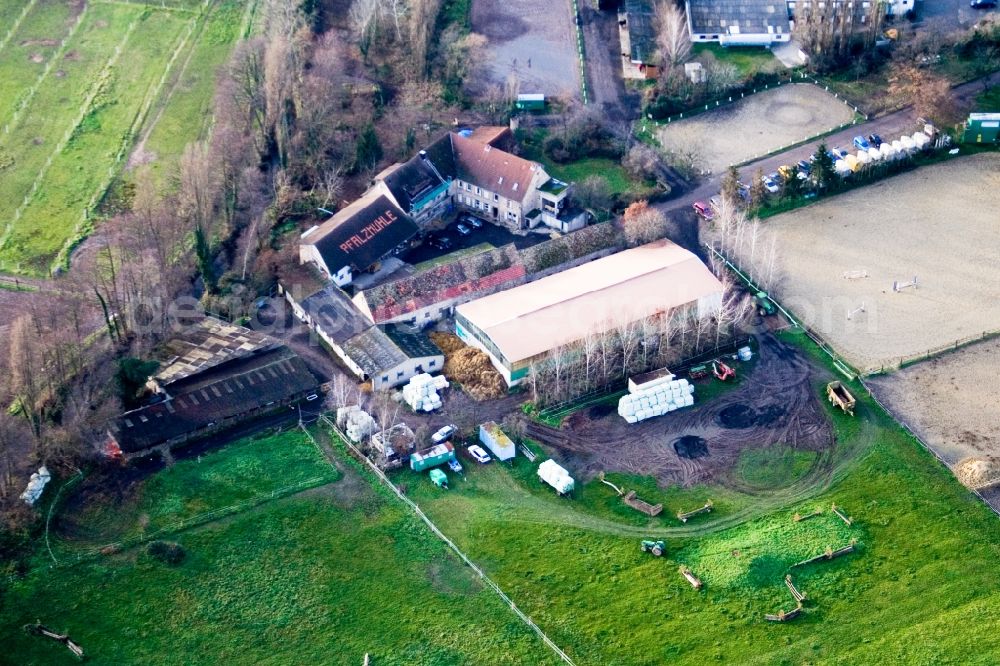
[524,333,833,488]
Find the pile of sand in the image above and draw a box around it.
[954,457,1000,489]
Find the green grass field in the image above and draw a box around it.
[6,331,1000,664]
[691,44,781,78]
[1,430,555,665]
[0,0,250,275]
[52,430,338,555]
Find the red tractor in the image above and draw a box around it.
[712,360,735,381]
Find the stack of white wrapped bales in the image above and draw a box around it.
[336,405,377,442]
[402,373,449,412]
[618,373,695,424]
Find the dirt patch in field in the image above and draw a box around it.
[64,50,80,61]
[656,84,854,173]
[470,0,580,99]
[525,333,833,488]
[19,39,59,47]
[867,337,1000,493]
[768,154,1000,373]
[29,53,44,63]
[54,69,66,78]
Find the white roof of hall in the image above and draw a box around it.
[456,239,724,364]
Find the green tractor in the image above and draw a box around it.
[754,291,776,317]
[640,540,666,557]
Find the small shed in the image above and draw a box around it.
[515,94,546,111]
[410,442,456,472]
[963,113,1000,144]
[479,421,516,461]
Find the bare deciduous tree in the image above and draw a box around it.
[656,1,691,69]
[621,200,668,246]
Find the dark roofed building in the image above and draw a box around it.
[685,0,791,46]
[352,244,528,325]
[343,325,443,390]
[618,0,659,79]
[108,323,319,456]
[376,149,452,225]
[299,190,419,286]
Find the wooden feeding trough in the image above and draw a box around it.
[624,491,663,517]
[793,539,858,568]
[826,381,856,416]
[793,509,823,523]
[765,603,803,622]
[831,503,853,526]
[599,473,663,517]
[677,500,713,523]
[785,575,806,603]
[23,624,84,659]
[679,566,703,589]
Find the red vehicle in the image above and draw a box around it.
[712,360,735,381]
[692,201,714,221]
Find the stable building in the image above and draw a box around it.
[280,271,445,389]
[299,189,419,287]
[352,244,527,325]
[455,240,725,386]
[686,0,791,46]
[619,0,659,79]
[106,318,320,458]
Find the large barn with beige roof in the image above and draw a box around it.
[455,240,725,386]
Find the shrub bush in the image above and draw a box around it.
[147,541,186,566]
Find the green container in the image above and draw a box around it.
[429,469,448,488]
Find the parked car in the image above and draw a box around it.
[447,458,463,473]
[428,234,453,250]
[867,133,884,149]
[468,445,492,464]
[971,0,997,8]
[432,425,457,444]
[454,223,472,236]
[830,147,848,160]
[692,201,714,221]
[853,135,871,151]
[761,174,780,194]
[461,214,484,228]
[796,160,811,174]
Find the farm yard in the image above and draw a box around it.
[7,332,1000,663]
[524,334,835,491]
[470,0,580,100]
[0,0,252,276]
[766,154,1000,374]
[867,337,1000,507]
[656,83,856,173]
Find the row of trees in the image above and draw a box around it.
[524,290,751,408]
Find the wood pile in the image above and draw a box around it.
[677,500,713,523]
